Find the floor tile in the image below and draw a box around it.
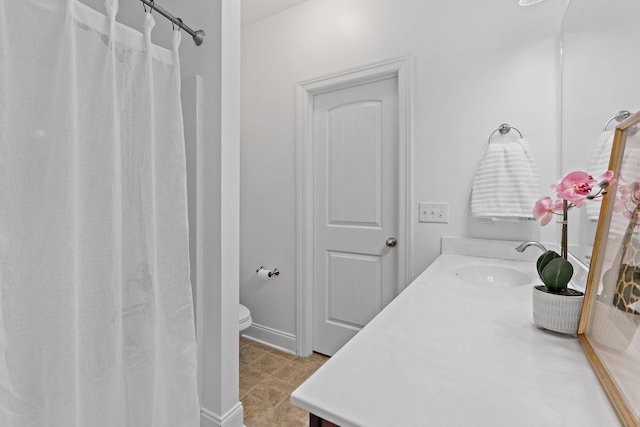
[293,352,330,370]
[252,352,292,376]
[259,407,307,427]
[249,377,296,407]
[245,339,271,350]
[239,340,328,426]
[276,396,309,422]
[240,345,270,366]
[269,347,298,360]
[272,361,315,387]
[239,364,269,397]
[241,394,273,427]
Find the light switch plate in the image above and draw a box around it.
[419,202,449,223]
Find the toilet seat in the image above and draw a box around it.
[239,304,252,332]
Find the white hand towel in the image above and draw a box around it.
[586,130,614,221]
[471,138,540,221]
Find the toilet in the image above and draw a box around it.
[239,304,252,333]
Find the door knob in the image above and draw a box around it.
[386,237,397,248]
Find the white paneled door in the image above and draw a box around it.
[313,77,399,356]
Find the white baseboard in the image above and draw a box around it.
[201,402,244,427]
[242,322,297,354]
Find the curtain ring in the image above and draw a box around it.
[149,0,155,13]
[174,17,183,32]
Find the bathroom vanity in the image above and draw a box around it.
[291,238,620,426]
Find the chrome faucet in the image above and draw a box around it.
[515,241,548,253]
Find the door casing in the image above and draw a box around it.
[295,54,414,356]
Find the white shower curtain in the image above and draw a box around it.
[0,1,200,425]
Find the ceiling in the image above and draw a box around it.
[241,0,308,27]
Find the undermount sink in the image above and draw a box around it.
[455,263,531,287]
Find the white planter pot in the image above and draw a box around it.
[532,286,584,336]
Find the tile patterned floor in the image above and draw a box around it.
[239,336,330,427]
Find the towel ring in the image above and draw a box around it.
[603,110,632,130]
[487,123,523,144]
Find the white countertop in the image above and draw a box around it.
[291,241,620,426]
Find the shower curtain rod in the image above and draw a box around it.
[139,0,205,46]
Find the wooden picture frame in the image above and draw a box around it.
[579,110,640,427]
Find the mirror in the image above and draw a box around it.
[580,111,640,427]
[561,0,640,266]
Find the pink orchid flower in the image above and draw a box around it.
[550,170,614,207]
[552,171,597,207]
[533,197,563,226]
[596,170,615,192]
[534,170,614,227]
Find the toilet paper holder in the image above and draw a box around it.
[256,266,280,278]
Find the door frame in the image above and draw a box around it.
[295,54,414,356]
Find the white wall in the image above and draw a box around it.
[241,0,562,352]
[174,2,243,426]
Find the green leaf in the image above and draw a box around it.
[540,258,574,293]
[537,250,561,281]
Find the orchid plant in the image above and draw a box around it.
[532,170,614,294]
